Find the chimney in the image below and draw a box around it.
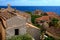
[8,4,11,8]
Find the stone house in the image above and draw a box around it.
[35,16,50,25]
[26,23,40,40]
[0,5,40,40]
[34,10,43,15]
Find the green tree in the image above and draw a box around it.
[44,36,55,40]
[25,11,32,15]
[49,18,59,27]
[56,21,60,28]
[31,15,41,24]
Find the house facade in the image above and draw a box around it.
[6,16,27,38]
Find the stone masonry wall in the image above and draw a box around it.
[26,23,40,40]
[6,16,27,38]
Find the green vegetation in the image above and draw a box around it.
[57,21,60,28]
[44,36,55,40]
[7,34,32,40]
[49,18,59,27]
[31,15,41,24]
[25,11,32,15]
[51,18,59,25]
[44,34,55,40]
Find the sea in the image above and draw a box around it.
[0,6,60,15]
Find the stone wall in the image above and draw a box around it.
[6,16,40,40]
[6,16,26,28]
[6,16,27,38]
[26,14,31,23]
[26,23,40,40]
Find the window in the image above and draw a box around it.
[15,29,19,35]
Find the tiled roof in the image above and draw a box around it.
[0,7,31,21]
[47,27,60,38]
[0,8,16,20]
[46,12,60,19]
[36,16,50,21]
[46,12,57,16]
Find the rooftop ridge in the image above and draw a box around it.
[26,23,40,30]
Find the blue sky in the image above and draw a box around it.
[0,0,60,6]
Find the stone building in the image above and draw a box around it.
[34,10,43,15]
[35,16,50,25]
[0,5,40,40]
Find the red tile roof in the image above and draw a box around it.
[46,12,57,16]
[46,12,60,19]
[36,16,50,21]
[47,27,60,38]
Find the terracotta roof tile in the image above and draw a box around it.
[47,27,60,37]
[46,12,60,19]
[46,12,56,16]
[36,16,50,21]
[0,8,16,20]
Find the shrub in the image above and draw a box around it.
[7,34,32,40]
[49,18,59,27]
[44,34,55,40]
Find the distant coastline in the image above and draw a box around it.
[0,6,60,15]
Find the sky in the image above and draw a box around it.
[0,0,60,6]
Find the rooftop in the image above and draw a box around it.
[36,16,50,21]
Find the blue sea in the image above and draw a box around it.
[0,6,60,15]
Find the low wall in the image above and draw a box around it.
[26,23,40,40]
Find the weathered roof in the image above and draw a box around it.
[46,12,60,19]
[16,11,31,18]
[0,5,31,29]
[46,27,60,39]
[26,23,40,30]
[0,8,17,20]
[0,12,15,20]
[36,16,50,21]
[46,12,57,16]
